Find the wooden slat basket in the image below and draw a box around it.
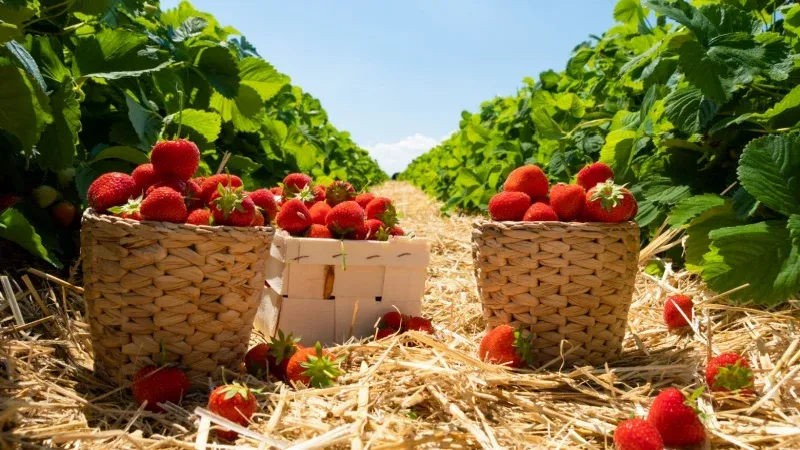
[471,220,640,367]
[255,231,430,346]
[80,209,274,384]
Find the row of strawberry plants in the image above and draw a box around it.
[401,0,800,305]
[0,0,387,269]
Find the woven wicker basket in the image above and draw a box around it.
[472,220,640,367]
[80,209,274,384]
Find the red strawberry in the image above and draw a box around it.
[504,165,549,198]
[199,174,243,204]
[131,366,190,413]
[549,183,585,221]
[305,224,332,239]
[309,201,333,225]
[355,192,375,209]
[478,325,531,368]
[663,294,693,331]
[405,316,434,334]
[186,208,213,226]
[359,218,385,240]
[209,186,256,227]
[249,189,278,222]
[251,210,265,227]
[132,163,159,193]
[706,353,754,393]
[326,201,365,238]
[532,195,550,205]
[140,187,188,223]
[207,383,257,441]
[146,178,186,197]
[365,197,398,227]
[150,139,200,181]
[276,199,312,235]
[191,177,206,187]
[376,328,399,340]
[87,172,139,212]
[283,173,312,194]
[294,185,324,207]
[613,418,664,450]
[325,180,356,206]
[284,342,343,388]
[266,330,303,381]
[576,162,614,191]
[51,201,76,227]
[184,180,203,210]
[390,226,404,236]
[148,178,201,210]
[270,187,283,199]
[523,202,558,221]
[584,181,637,223]
[647,388,705,447]
[0,194,21,211]
[380,311,405,330]
[244,343,270,378]
[488,191,530,221]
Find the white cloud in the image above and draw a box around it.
[365,133,442,176]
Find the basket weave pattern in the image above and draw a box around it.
[80,210,273,383]
[472,220,640,367]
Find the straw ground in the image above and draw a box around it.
[1,181,799,449]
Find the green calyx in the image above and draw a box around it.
[294,185,317,204]
[299,342,344,388]
[220,382,253,401]
[268,330,301,365]
[108,195,143,216]
[327,181,355,204]
[375,225,392,241]
[714,360,754,391]
[684,387,707,419]
[589,180,625,212]
[212,184,248,219]
[377,205,398,228]
[513,329,534,367]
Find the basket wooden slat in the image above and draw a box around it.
[471,220,640,367]
[80,209,274,384]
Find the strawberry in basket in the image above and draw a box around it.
[487,162,637,223]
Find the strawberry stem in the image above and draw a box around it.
[176,83,184,139]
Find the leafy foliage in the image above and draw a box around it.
[0,0,386,267]
[401,0,800,304]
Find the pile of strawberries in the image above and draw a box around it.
[374,311,434,339]
[488,162,638,223]
[274,173,405,240]
[479,293,755,450]
[131,332,343,442]
[86,139,277,227]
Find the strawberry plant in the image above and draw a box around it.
[0,0,386,269]
[401,0,800,304]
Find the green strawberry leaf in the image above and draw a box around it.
[737,134,800,217]
[664,87,718,134]
[668,194,726,229]
[0,207,62,268]
[702,220,800,304]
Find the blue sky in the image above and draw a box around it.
[161,0,618,174]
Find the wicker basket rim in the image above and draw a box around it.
[473,219,639,232]
[82,208,275,233]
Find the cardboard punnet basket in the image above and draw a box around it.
[254,231,430,346]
